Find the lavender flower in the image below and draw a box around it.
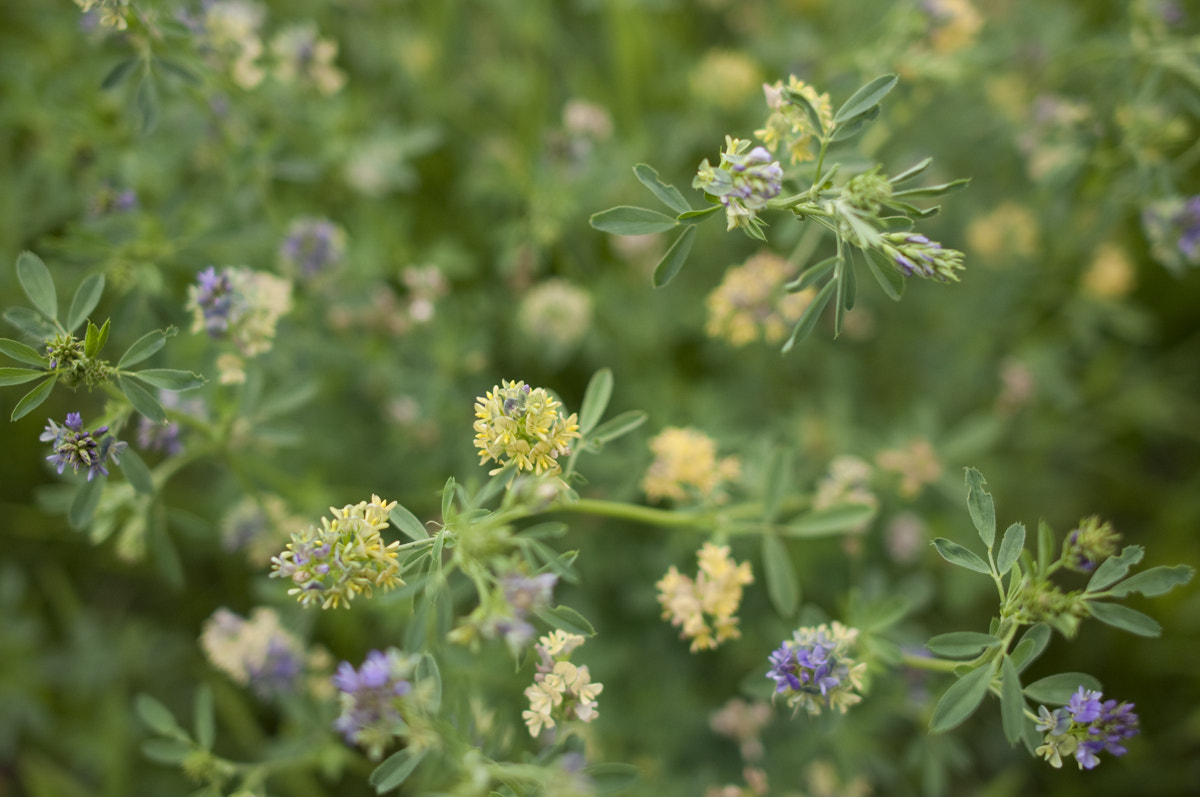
[332,648,417,760]
[40,413,126,481]
[881,232,966,282]
[279,217,347,279]
[1062,515,1120,573]
[766,621,866,715]
[694,136,784,233]
[1036,687,1139,770]
[1143,194,1200,275]
[188,266,236,336]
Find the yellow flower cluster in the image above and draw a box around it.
[756,76,834,164]
[473,380,581,477]
[270,23,346,95]
[74,0,129,29]
[874,438,943,499]
[706,251,817,346]
[522,631,603,737]
[657,543,754,652]
[270,495,403,609]
[642,428,740,504]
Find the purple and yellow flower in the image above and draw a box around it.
[332,648,418,760]
[1036,687,1139,770]
[40,413,126,481]
[766,621,866,716]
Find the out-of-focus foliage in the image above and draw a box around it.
[2,0,1199,796]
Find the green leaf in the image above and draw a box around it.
[925,631,1002,659]
[578,368,614,434]
[840,250,857,311]
[588,410,647,445]
[1011,623,1051,672]
[1107,564,1194,598]
[1000,656,1025,745]
[119,374,167,424]
[891,178,972,199]
[829,105,880,141]
[931,538,990,574]
[119,447,155,495]
[535,604,596,636]
[781,276,836,353]
[762,446,791,523]
[369,748,427,793]
[135,693,181,736]
[0,366,46,386]
[136,74,160,135]
[1037,520,1054,579]
[590,205,678,235]
[583,762,641,795]
[4,306,57,340]
[522,538,580,585]
[0,337,48,366]
[193,684,215,750]
[16,251,58,321]
[11,375,57,421]
[417,653,441,713]
[786,256,838,293]
[652,226,697,289]
[762,533,799,618]
[1086,601,1161,637]
[675,205,722,225]
[781,86,826,134]
[890,157,934,185]
[929,662,993,733]
[153,56,202,86]
[781,502,875,537]
[389,503,429,540]
[964,468,996,549]
[1023,672,1103,705]
[84,318,111,359]
[67,274,105,333]
[101,57,140,90]
[141,738,192,765]
[996,522,1025,575]
[117,328,174,369]
[864,248,905,301]
[833,74,899,124]
[633,164,691,214]
[128,369,205,391]
[440,477,456,525]
[1087,545,1145,592]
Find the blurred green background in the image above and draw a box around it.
[1,0,1198,795]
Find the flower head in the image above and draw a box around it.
[694,137,784,233]
[41,413,126,481]
[270,23,346,95]
[332,648,418,760]
[880,232,966,282]
[766,622,866,716]
[279,217,347,279]
[756,77,833,164]
[874,438,942,499]
[523,632,602,738]
[200,607,310,698]
[642,427,740,505]
[269,496,403,609]
[473,380,580,478]
[186,266,292,357]
[657,543,754,652]
[1142,194,1200,275]
[518,279,594,359]
[705,251,816,347]
[1036,687,1139,770]
[1062,516,1120,573]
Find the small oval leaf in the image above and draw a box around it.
[930,662,993,733]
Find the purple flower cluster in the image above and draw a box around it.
[40,413,126,481]
[881,231,965,282]
[279,217,346,279]
[1175,195,1200,260]
[765,622,865,715]
[191,266,236,336]
[486,571,557,651]
[768,638,842,696]
[1036,687,1139,770]
[722,146,784,211]
[332,648,414,749]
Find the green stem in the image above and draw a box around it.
[900,652,959,673]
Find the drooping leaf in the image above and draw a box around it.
[781,277,836,353]
[1010,623,1051,672]
[762,533,799,618]
[118,374,167,424]
[120,448,156,495]
[101,56,140,90]
[929,662,994,733]
[11,375,57,421]
[786,256,838,293]
[652,226,697,288]
[1000,655,1026,745]
[863,248,905,301]
[833,74,899,124]
[136,693,181,736]
[369,749,427,793]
